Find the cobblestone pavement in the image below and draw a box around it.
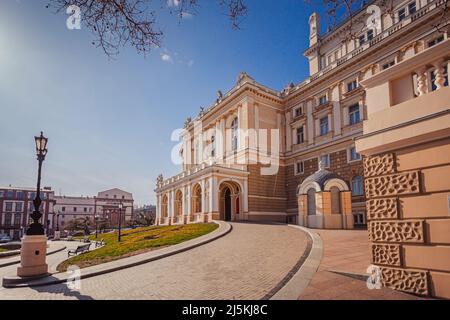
[298,229,423,300]
[0,222,308,300]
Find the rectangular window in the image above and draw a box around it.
[408,2,416,14]
[84,207,87,212]
[347,80,358,92]
[6,190,13,199]
[16,191,24,199]
[428,35,444,48]
[5,202,13,212]
[320,154,330,168]
[294,106,302,118]
[15,202,23,212]
[359,34,365,46]
[382,61,395,69]
[4,213,12,226]
[367,29,374,41]
[296,126,305,144]
[398,8,406,21]
[14,214,21,226]
[73,207,77,212]
[320,117,329,136]
[349,104,361,125]
[295,161,304,174]
[0,190,3,198]
[28,192,36,200]
[349,147,361,161]
[318,95,327,105]
[62,207,66,212]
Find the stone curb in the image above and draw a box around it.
[0,245,67,268]
[270,225,323,300]
[2,221,231,288]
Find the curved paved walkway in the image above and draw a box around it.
[0,222,309,300]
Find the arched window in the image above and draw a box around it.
[307,188,316,215]
[330,186,341,214]
[231,117,239,151]
[352,175,364,196]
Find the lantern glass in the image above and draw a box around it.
[34,131,48,154]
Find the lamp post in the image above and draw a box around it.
[16,131,49,277]
[94,214,100,239]
[28,131,48,235]
[118,202,123,242]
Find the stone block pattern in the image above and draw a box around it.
[366,198,398,220]
[380,266,428,295]
[364,171,420,198]
[363,153,396,178]
[369,220,424,243]
[372,244,402,266]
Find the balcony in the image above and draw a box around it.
[156,163,248,191]
[356,38,450,155]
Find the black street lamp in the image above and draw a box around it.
[27,131,48,236]
[118,202,123,242]
[94,214,100,239]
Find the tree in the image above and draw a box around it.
[47,0,247,57]
[65,216,92,235]
[128,211,155,227]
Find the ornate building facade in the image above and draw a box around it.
[156,0,448,232]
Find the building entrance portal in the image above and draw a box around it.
[219,181,241,222]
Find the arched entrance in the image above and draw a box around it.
[191,183,202,222]
[219,181,241,221]
[174,190,183,223]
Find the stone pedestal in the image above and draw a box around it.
[17,235,48,277]
[54,231,61,240]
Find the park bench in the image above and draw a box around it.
[95,239,105,248]
[67,243,91,257]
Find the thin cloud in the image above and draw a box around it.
[160,53,174,64]
[167,0,180,7]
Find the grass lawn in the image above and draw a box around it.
[57,223,218,272]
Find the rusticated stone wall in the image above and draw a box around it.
[365,139,450,299]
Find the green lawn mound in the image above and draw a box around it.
[57,223,218,272]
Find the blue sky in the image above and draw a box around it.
[0,0,329,205]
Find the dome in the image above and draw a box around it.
[302,169,343,190]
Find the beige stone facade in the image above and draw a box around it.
[356,30,450,298]
[156,0,448,235]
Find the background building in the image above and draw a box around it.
[0,186,55,240]
[51,188,134,232]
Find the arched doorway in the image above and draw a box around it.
[174,190,183,222]
[191,183,202,222]
[224,188,232,221]
[219,181,241,221]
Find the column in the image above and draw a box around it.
[243,179,249,220]
[169,189,175,224]
[209,176,218,220]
